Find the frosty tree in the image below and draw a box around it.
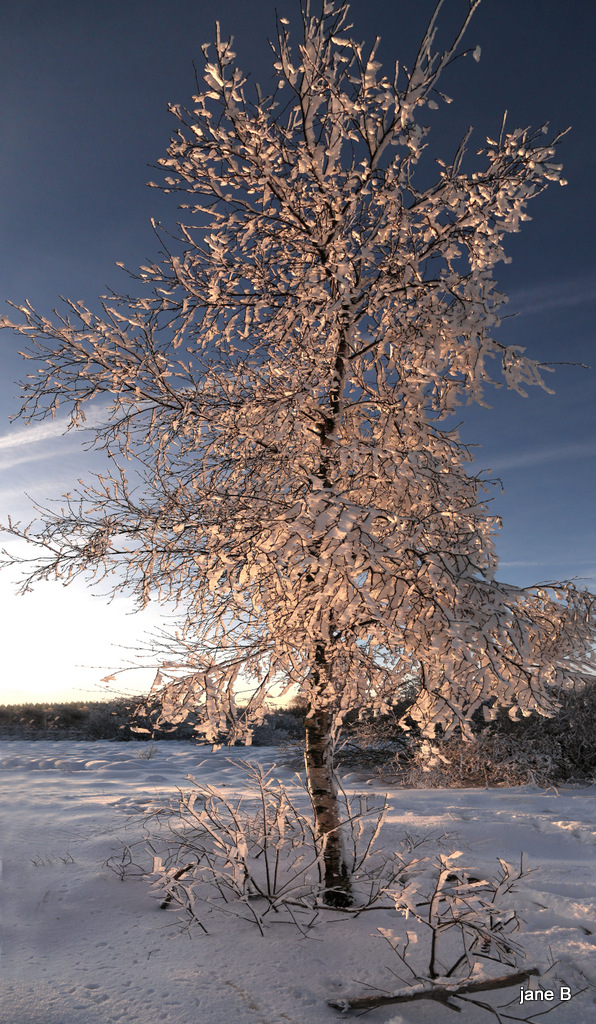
[2,0,594,905]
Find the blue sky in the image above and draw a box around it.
[0,0,594,704]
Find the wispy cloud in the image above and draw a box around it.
[477,439,596,473]
[500,558,595,569]
[0,403,112,470]
[0,425,88,474]
[499,560,551,568]
[0,401,112,450]
[507,272,596,318]
[0,417,70,452]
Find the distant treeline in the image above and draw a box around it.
[0,698,146,740]
[0,697,308,744]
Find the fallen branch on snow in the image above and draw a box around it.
[328,967,540,1012]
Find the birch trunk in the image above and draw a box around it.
[304,705,352,907]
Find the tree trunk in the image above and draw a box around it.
[304,706,352,907]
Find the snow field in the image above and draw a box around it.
[1,740,595,1024]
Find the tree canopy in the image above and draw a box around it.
[2,0,594,901]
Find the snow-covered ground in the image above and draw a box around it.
[1,740,595,1024]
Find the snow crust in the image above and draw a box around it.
[1,740,595,1023]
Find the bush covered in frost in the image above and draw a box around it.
[381,683,596,786]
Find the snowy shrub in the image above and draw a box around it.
[251,709,306,746]
[137,742,159,760]
[381,853,526,985]
[390,733,562,789]
[383,683,596,787]
[334,709,414,770]
[130,762,397,933]
[330,854,582,1018]
[496,683,596,782]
